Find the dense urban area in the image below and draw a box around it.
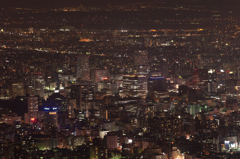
[1,0,240,159]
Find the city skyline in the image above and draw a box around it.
[1,0,240,158]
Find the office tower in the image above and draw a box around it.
[226,79,240,101]
[27,71,45,98]
[90,69,110,82]
[134,49,148,66]
[79,81,94,113]
[216,70,227,86]
[151,58,169,78]
[35,77,45,98]
[44,106,59,129]
[223,63,230,80]
[159,61,169,78]
[172,62,179,78]
[77,56,90,81]
[148,76,167,92]
[123,74,147,98]
[122,141,133,156]
[111,82,118,95]
[95,80,112,93]
[68,99,77,118]
[147,76,168,102]
[28,66,36,95]
[133,49,149,75]
[197,54,203,69]
[192,69,208,84]
[208,82,217,93]
[105,134,118,150]
[28,95,38,123]
[70,81,94,111]
[9,80,25,99]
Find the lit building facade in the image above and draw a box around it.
[148,76,168,102]
[226,79,240,101]
[68,99,77,118]
[77,56,90,81]
[123,74,147,98]
[90,69,110,83]
[28,95,38,123]
[44,106,59,130]
[9,81,25,99]
[133,49,149,75]
[105,135,118,150]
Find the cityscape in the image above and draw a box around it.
[1,0,240,158]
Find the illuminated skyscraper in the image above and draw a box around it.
[28,95,38,121]
[68,99,77,118]
[28,66,36,95]
[147,76,168,102]
[192,69,208,84]
[123,74,147,98]
[105,135,118,150]
[133,49,149,75]
[159,61,169,78]
[148,76,167,92]
[226,79,240,101]
[70,81,94,111]
[9,80,25,99]
[44,106,59,131]
[24,95,38,124]
[77,56,90,81]
[90,69,110,82]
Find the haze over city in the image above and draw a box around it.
[1,0,240,159]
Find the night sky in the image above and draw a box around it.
[1,0,142,8]
[1,0,240,8]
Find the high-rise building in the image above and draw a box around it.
[35,78,45,98]
[70,81,95,111]
[9,80,25,99]
[90,69,110,83]
[123,74,147,98]
[208,82,217,93]
[77,56,90,81]
[44,106,59,129]
[68,99,77,118]
[192,69,208,84]
[147,76,168,102]
[27,65,45,97]
[28,95,38,123]
[216,70,227,86]
[133,49,149,75]
[28,66,36,95]
[148,76,167,92]
[151,58,169,78]
[226,79,240,101]
[159,61,169,78]
[134,49,148,66]
[105,134,118,150]
[122,142,133,156]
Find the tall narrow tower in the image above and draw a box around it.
[27,95,38,123]
[133,49,149,75]
[77,55,90,81]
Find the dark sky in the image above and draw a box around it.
[1,0,240,9]
[1,0,143,8]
